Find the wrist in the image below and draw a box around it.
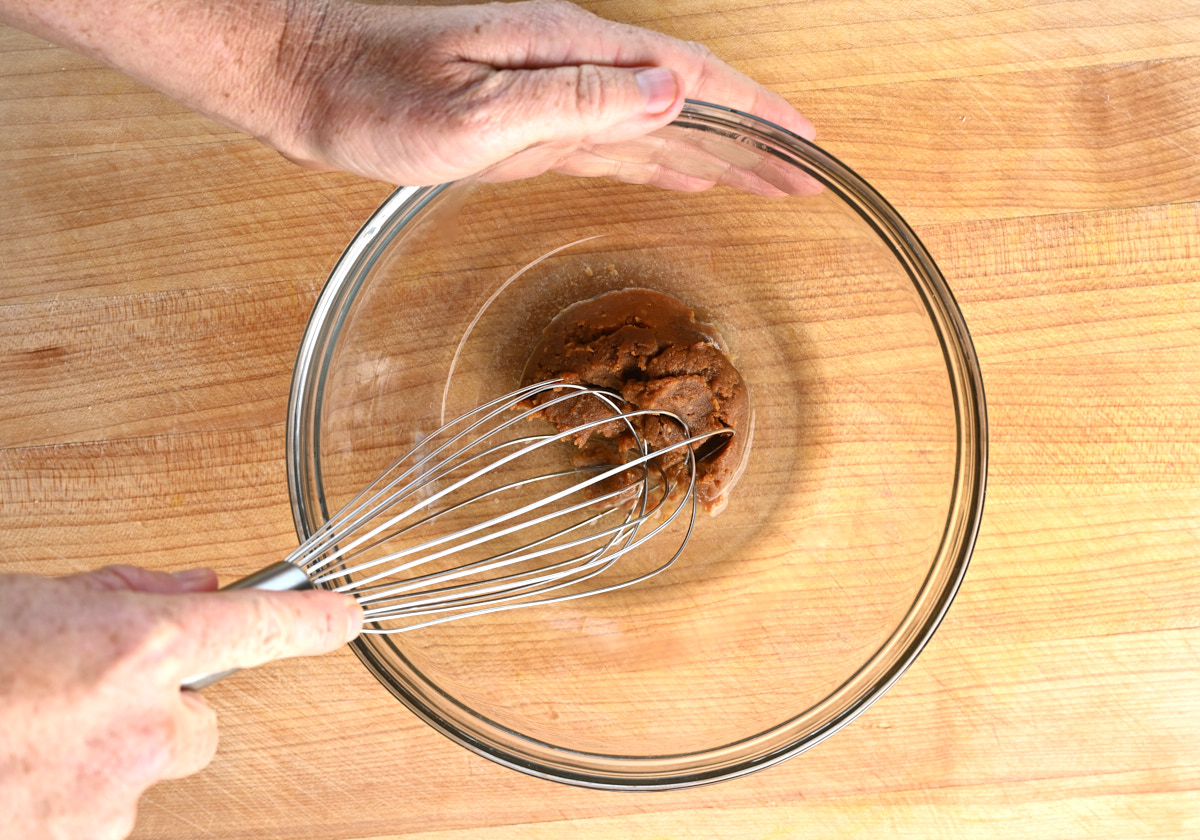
[0,0,331,154]
[261,0,358,161]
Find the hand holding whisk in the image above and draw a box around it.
[183,380,730,689]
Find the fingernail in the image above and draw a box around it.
[345,598,365,639]
[172,568,214,584]
[636,67,678,115]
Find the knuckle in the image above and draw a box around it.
[250,596,290,661]
[572,64,608,118]
[526,0,575,19]
[102,605,184,681]
[517,0,596,36]
[442,73,519,142]
[186,700,221,769]
[684,39,719,69]
[687,39,716,59]
[86,565,134,590]
[198,710,220,764]
[439,91,494,136]
[116,707,178,785]
[165,693,221,778]
[106,806,140,840]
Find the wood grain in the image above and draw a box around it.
[599,0,1200,91]
[1,2,1198,839]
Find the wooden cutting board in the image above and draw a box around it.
[2,2,1198,838]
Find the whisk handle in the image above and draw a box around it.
[180,561,313,691]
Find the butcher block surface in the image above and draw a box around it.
[1,2,1197,838]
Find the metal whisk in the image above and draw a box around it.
[183,380,729,689]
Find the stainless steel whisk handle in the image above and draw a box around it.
[180,561,313,691]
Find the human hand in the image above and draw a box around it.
[272,0,818,192]
[0,0,815,193]
[0,565,362,840]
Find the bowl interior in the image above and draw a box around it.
[289,103,985,788]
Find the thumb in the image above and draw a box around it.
[498,64,682,147]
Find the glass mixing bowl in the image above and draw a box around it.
[287,101,987,789]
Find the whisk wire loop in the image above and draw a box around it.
[292,383,628,575]
[290,381,729,633]
[309,415,722,590]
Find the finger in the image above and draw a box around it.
[69,564,219,594]
[628,130,826,196]
[551,151,721,193]
[480,144,718,192]
[466,0,814,140]
[483,135,805,196]
[682,56,817,142]
[172,588,364,678]
[551,126,822,196]
[159,691,220,780]
[486,63,684,150]
[558,143,795,196]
